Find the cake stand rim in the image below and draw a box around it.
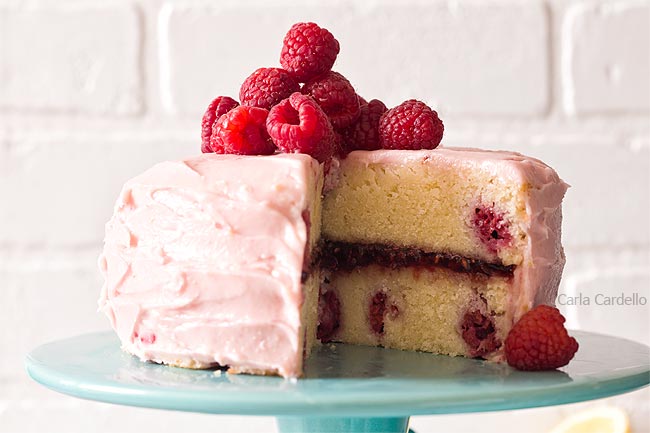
[25,330,650,417]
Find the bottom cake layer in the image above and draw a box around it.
[318,265,513,360]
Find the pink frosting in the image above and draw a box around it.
[343,147,569,323]
[99,153,321,377]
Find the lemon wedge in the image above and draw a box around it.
[549,406,630,433]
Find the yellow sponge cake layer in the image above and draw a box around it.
[321,265,511,359]
[324,148,565,267]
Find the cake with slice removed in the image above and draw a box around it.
[318,148,568,360]
[99,147,568,376]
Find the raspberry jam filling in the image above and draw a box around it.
[320,240,515,277]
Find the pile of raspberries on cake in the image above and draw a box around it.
[200,22,579,372]
[200,22,444,162]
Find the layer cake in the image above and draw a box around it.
[99,147,568,376]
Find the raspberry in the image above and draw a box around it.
[332,130,346,158]
[317,289,341,343]
[378,99,444,150]
[266,92,335,163]
[301,71,360,130]
[139,333,156,345]
[200,96,239,153]
[472,205,513,253]
[369,291,388,335]
[210,106,275,155]
[505,305,579,371]
[280,22,340,83]
[239,67,300,110]
[461,310,500,357]
[368,291,399,336]
[342,99,387,152]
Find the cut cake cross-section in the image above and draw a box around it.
[319,148,568,360]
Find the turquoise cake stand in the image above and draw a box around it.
[26,331,649,433]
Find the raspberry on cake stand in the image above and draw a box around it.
[26,331,649,433]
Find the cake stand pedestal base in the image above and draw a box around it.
[277,416,410,433]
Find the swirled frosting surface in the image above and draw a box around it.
[99,153,320,377]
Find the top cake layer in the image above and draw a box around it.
[322,147,569,320]
[99,153,322,377]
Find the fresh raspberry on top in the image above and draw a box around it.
[200,96,239,153]
[301,71,360,130]
[378,99,444,150]
[342,99,387,152]
[505,305,579,371]
[239,67,300,110]
[280,22,340,83]
[210,106,275,155]
[266,92,334,163]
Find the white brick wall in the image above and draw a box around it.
[0,135,193,246]
[1,0,648,432]
[0,4,143,114]
[563,0,650,114]
[161,2,550,116]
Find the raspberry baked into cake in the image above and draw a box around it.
[99,22,577,377]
